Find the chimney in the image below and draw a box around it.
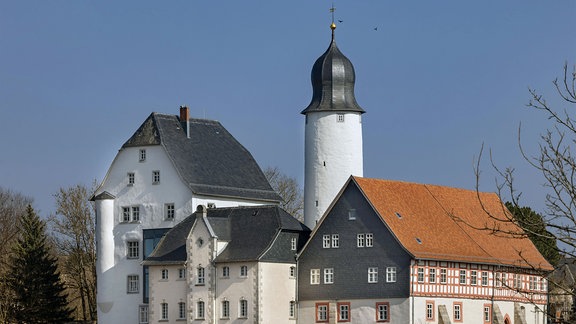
[179,105,190,138]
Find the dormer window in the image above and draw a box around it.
[139,149,146,162]
[337,114,344,122]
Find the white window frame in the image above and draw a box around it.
[324,268,334,284]
[417,267,424,283]
[377,302,389,321]
[127,275,139,293]
[240,265,248,277]
[122,207,131,222]
[317,304,328,321]
[222,266,230,278]
[368,267,378,283]
[338,303,350,321]
[152,170,160,184]
[197,267,205,285]
[178,267,186,280]
[386,267,397,283]
[471,270,477,285]
[139,149,146,162]
[481,271,489,286]
[197,301,205,320]
[323,235,330,248]
[429,268,436,283]
[178,302,186,320]
[131,206,140,222]
[239,299,248,318]
[337,113,345,122]
[459,270,467,285]
[291,237,297,251]
[127,241,139,259]
[161,268,168,280]
[357,234,365,247]
[139,305,149,324]
[454,304,461,321]
[289,301,296,319]
[221,300,230,319]
[165,203,175,220]
[290,266,296,278]
[311,269,320,285]
[366,233,374,247]
[331,234,339,248]
[128,172,135,185]
[161,302,168,320]
[348,209,357,220]
[440,268,447,284]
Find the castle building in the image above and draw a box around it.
[93,22,553,324]
[92,108,281,323]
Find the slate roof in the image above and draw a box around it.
[346,177,553,271]
[143,205,310,265]
[301,34,365,115]
[122,113,281,203]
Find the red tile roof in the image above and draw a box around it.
[353,177,553,271]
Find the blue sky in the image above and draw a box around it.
[1,1,574,217]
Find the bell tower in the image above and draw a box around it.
[302,22,365,229]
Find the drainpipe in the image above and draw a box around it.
[411,260,415,324]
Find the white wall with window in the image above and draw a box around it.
[146,264,187,323]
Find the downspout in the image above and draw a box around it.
[411,260,415,324]
[256,262,260,323]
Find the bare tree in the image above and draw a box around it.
[476,63,576,321]
[264,166,304,222]
[49,184,97,323]
[0,188,32,323]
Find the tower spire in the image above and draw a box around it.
[330,4,336,40]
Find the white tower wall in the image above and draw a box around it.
[304,111,363,228]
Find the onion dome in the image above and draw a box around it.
[301,23,365,114]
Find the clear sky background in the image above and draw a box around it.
[1,1,574,218]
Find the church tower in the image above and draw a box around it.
[303,23,365,229]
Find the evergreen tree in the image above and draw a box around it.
[505,202,561,267]
[6,205,73,323]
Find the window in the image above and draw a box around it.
[127,275,139,293]
[178,267,186,279]
[165,203,175,220]
[316,303,329,323]
[459,270,467,285]
[440,268,447,284]
[128,172,135,185]
[290,266,296,278]
[139,305,149,324]
[139,149,146,162]
[337,113,345,122]
[495,272,501,287]
[178,302,186,320]
[331,234,339,248]
[240,265,248,277]
[323,235,330,248]
[132,206,140,222]
[207,202,216,209]
[482,271,488,286]
[289,301,296,319]
[426,301,435,321]
[376,302,390,322]
[122,207,131,222]
[311,269,320,285]
[338,302,350,322]
[161,302,168,320]
[127,241,140,259]
[417,268,424,283]
[483,304,491,323]
[471,270,477,285]
[324,268,334,284]
[239,299,248,318]
[368,267,378,283]
[222,266,230,278]
[348,209,357,220]
[197,301,205,319]
[291,237,297,251]
[161,269,168,280]
[197,267,205,285]
[357,234,365,247]
[502,273,508,287]
[152,170,160,184]
[514,274,522,289]
[429,268,436,284]
[221,300,230,319]
[386,267,397,283]
[366,233,373,247]
[454,302,462,322]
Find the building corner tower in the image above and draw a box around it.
[303,23,365,229]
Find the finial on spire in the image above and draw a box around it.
[330,5,336,39]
